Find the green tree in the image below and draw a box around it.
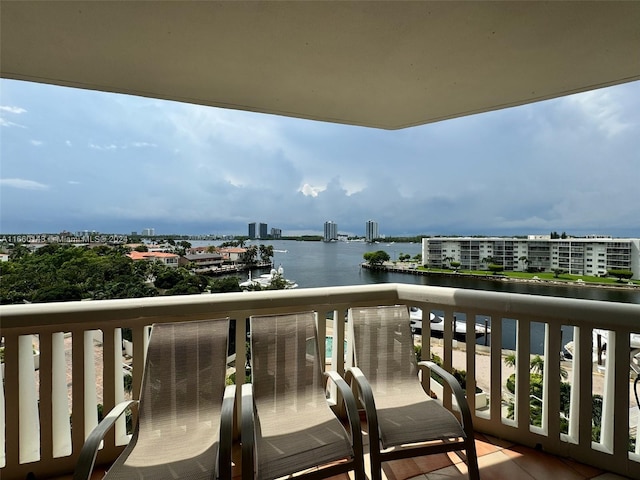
[363,250,390,266]
[259,244,274,263]
[488,263,504,274]
[607,269,634,282]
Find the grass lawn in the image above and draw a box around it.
[413,266,640,286]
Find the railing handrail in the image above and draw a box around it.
[3,283,639,331]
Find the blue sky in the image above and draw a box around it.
[1,78,639,238]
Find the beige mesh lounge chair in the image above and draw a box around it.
[74,318,235,480]
[346,305,480,480]
[242,311,365,480]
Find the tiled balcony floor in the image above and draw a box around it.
[51,431,631,480]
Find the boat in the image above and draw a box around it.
[239,265,298,290]
[409,307,491,338]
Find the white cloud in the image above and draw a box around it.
[0,106,27,114]
[0,117,25,128]
[68,180,81,185]
[300,183,325,197]
[0,178,49,190]
[30,140,43,146]
[131,141,157,148]
[89,143,118,150]
[66,140,73,147]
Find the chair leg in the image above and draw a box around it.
[369,447,383,480]
[465,436,480,480]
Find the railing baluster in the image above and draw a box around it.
[52,332,72,457]
[19,335,40,464]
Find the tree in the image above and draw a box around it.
[442,256,454,269]
[259,244,274,263]
[240,245,258,265]
[134,244,148,252]
[363,250,390,266]
[488,263,504,275]
[450,261,461,271]
[607,269,634,282]
[552,268,565,278]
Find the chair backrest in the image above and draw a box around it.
[249,312,353,480]
[250,311,325,415]
[109,318,230,479]
[348,305,418,392]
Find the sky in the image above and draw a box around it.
[1,78,639,238]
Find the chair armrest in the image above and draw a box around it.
[344,367,380,449]
[218,384,236,480]
[418,360,474,432]
[73,400,138,480]
[324,371,363,458]
[241,383,255,480]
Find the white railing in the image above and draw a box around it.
[1,283,639,479]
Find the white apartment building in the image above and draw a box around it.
[365,220,379,242]
[422,236,640,279]
[323,221,338,242]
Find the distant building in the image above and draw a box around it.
[141,228,155,237]
[127,251,179,268]
[324,221,338,242]
[422,236,640,279]
[365,220,379,242]
[248,222,268,239]
[271,227,282,239]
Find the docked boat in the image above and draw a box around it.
[239,265,298,290]
[409,307,491,338]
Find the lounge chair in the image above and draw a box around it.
[346,305,480,480]
[242,311,365,480]
[74,318,235,480]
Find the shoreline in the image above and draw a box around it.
[361,262,640,292]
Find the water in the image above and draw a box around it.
[194,239,640,353]
[198,239,639,303]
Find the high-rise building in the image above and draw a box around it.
[365,220,379,242]
[142,228,155,237]
[259,223,268,239]
[248,223,256,239]
[271,228,282,239]
[324,221,338,242]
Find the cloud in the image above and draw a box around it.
[0,106,27,114]
[0,178,49,190]
[300,183,324,197]
[0,118,25,128]
[30,140,43,146]
[89,143,118,150]
[131,141,157,148]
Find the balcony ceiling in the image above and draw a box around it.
[1,1,639,130]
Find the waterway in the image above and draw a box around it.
[194,239,639,353]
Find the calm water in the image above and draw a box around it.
[196,239,639,353]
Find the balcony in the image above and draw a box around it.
[2,283,640,479]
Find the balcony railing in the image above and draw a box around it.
[1,283,640,479]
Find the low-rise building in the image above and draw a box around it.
[127,251,179,268]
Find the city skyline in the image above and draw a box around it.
[1,79,639,237]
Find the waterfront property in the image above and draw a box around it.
[422,236,640,280]
[2,2,640,479]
